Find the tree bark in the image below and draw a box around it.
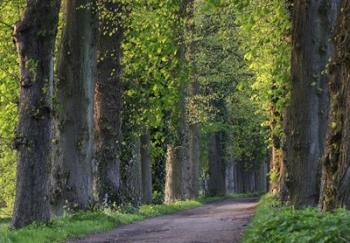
[11,0,60,228]
[141,131,153,204]
[269,145,283,193]
[284,0,339,207]
[164,145,184,203]
[127,136,142,206]
[320,0,350,211]
[187,121,200,198]
[257,161,268,193]
[207,132,226,196]
[50,0,97,214]
[164,0,190,202]
[225,161,235,193]
[185,0,200,199]
[94,1,123,204]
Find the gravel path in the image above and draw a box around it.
[69,197,258,243]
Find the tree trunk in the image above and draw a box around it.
[11,0,60,229]
[141,131,152,204]
[284,0,339,207]
[183,0,200,200]
[258,161,268,193]
[94,1,123,204]
[269,144,288,200]
[320,0,350,211]
[164,0,189,202]
[164,145,184,203]
[269,145,283,193]
[236,164,243,193]
[279,153,288,201]
[187,121,200,198]
[225,161,235,193]
[207,132,226,196]
[232,162,238,192]
[127,136,142,206]
[50,0,97,215]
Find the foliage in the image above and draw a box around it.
[234,0,291,147]
[0,0,283,225]
[194,0,267,170]
[227,88,267,170]
[121,0,182,132]
[0,0,24,213]
[243,194,350,243]
[195,0,244,129]
[120,0,189,202]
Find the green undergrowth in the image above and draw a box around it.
[0,193,257,243]
[243,194,350,243]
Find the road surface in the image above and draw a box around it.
[70,197,258,243]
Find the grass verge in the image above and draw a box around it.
[0,193,256,243]
[242,194,350,243]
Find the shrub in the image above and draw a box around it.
[243,194,350,243]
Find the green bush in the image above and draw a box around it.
[243,194,350,243]
[152,190,164,205]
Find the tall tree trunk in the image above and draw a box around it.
[207,131,226,196]
[11,0,60,229]
[257,161,268,193]
[320,0,350,211]
[225,160,235,193]
[187,120,200,198]
[284,0,339,207]
[269,143,288,200]
[164,0,189,202]
[50,0,97,214]
[232,162,238,192]
[127,136,142,206]
[141,131,153,204]
[164,145,184,203]
[269,145,283,193]
[183,0,200,200]
[269,105,288,198]
[235,163,243,193]
[166,86,189,201]
[94,1,123,204]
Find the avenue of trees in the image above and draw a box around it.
[1,0,350,231]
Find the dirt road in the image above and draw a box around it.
[70,198,258,243]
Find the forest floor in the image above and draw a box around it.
[69,197,258,243]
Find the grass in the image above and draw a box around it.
[0,193,257,243]
[242,194,350,243]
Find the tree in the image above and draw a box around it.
[184,0,200,199]
[141,130,152,204]
[233,0,291,198]
[207,129,226,196]
[226,89,268,194]
[284,0,339,207]
[164,0,191,203]
[193,0,245,197]
[11,0,60,228]
[50,0,97,214]
[94,0,124,204]
[320,0,350,211]
[164,145,184,202]
[120,0,181,204]
[126,135,142,205]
